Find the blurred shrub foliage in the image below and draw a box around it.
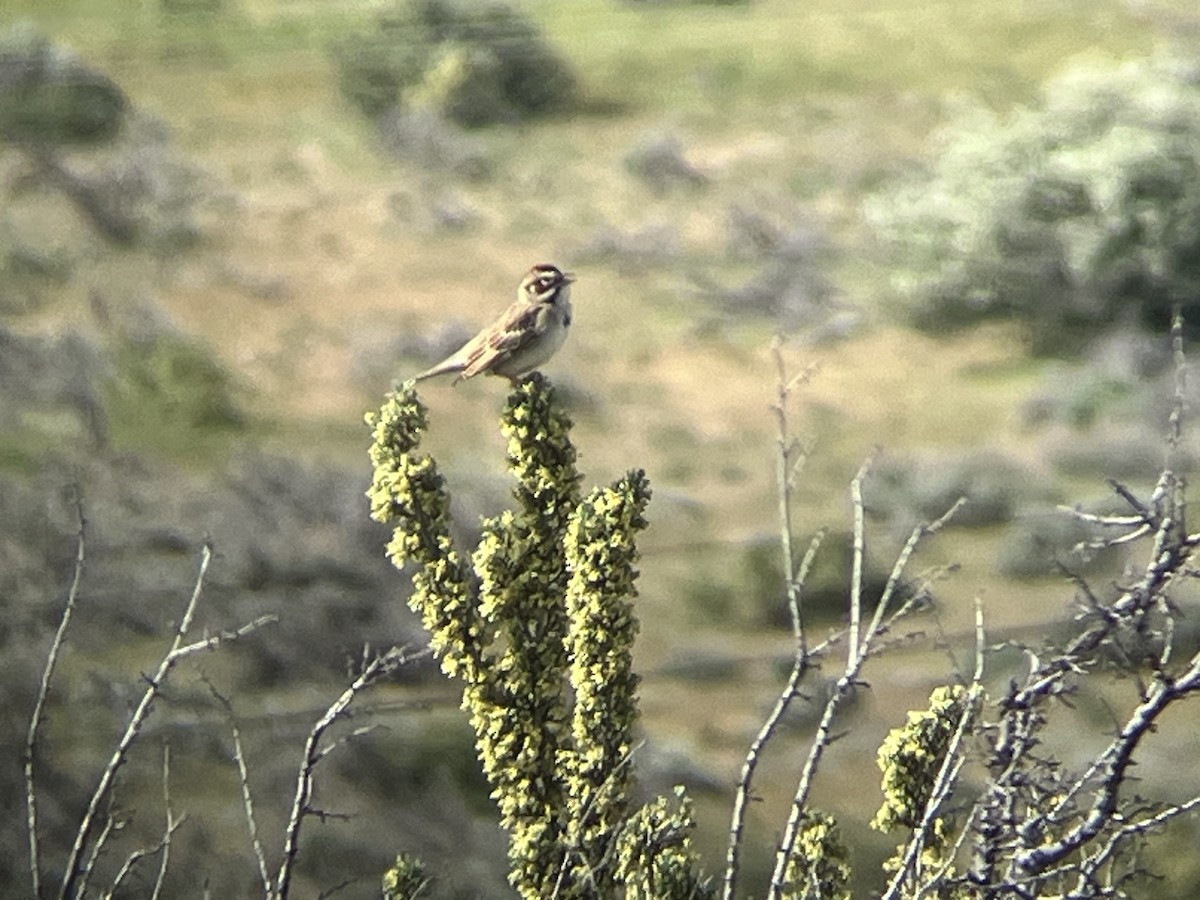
[866,55,1200,355]
[331,0,576,128]
[0,24,127,146]
[109,330,244,432]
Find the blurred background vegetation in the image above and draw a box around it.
[4,0,1200,896]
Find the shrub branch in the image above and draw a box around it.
[25,497,86,900]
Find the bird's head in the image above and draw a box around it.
[522,263,575,304]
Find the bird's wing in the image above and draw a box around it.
[458,302,544,379]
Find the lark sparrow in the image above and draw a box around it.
[414,263,575,384]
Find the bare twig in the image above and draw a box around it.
[1057,507,1147,530]
[103,746,184,900]
[722,532,824,900]
[207,683,271,899]
[847,454,873,671]
[1013,646,1200,878]
[103,830,169,899]
[105,844,152,898]
[275,645,424,900]
[59,545,273,900]
[1108,477,1154,521]
[151,743,176,900]
[723,342,818,900]
[766,491,962,900]
[81,813,118,896]
[765,674,858,897]
[316,876,366,899]
[1074,794,1200,893]
[173,615,279,660]
[312,724,388,765]
[770,344,815,651]
[862,499,966,662]
[25,498,86,900]
[1168,303,1186,454]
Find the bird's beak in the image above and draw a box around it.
[563,272,576,284]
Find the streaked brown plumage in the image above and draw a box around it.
[414,263,575,384]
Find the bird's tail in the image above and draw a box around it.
[413,361,465,383]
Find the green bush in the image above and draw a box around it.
[331,2,433,120]
[0,25,127,146]
[866,54,1200,354]
[410,43,509,127]
[331,0,576,128]
[109,331,244,436]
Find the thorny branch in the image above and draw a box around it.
[1074,794,1200,893]
[275,645,426,900]
[970,469,1200,892]
[966,309,1200,894]
[1014,646,1200,877]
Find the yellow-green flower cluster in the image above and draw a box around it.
[872,685,968,838]
[381,852,428,900]
[780,809,851,900]
[615,788,714,900]
[367,376,706,899]
[502,373,582,522]
[470,376,583,893]
[872,687,973,895]
[560,470,651,885]
[366,383,483,681]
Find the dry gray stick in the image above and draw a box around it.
[766,457,877,900]
[150,743,176,900]
[721,532,824,900]
[721,343,818,900]
[103,746,183,900]
[59,545,275,900]
[208,682,272,899]
[863,499,965,662]
[81,815,117,898]
[766,492,962,900]
[25,502,86,900]
[1168,305,1186,453]
[847,455,872,671]
[274,645,421,900]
